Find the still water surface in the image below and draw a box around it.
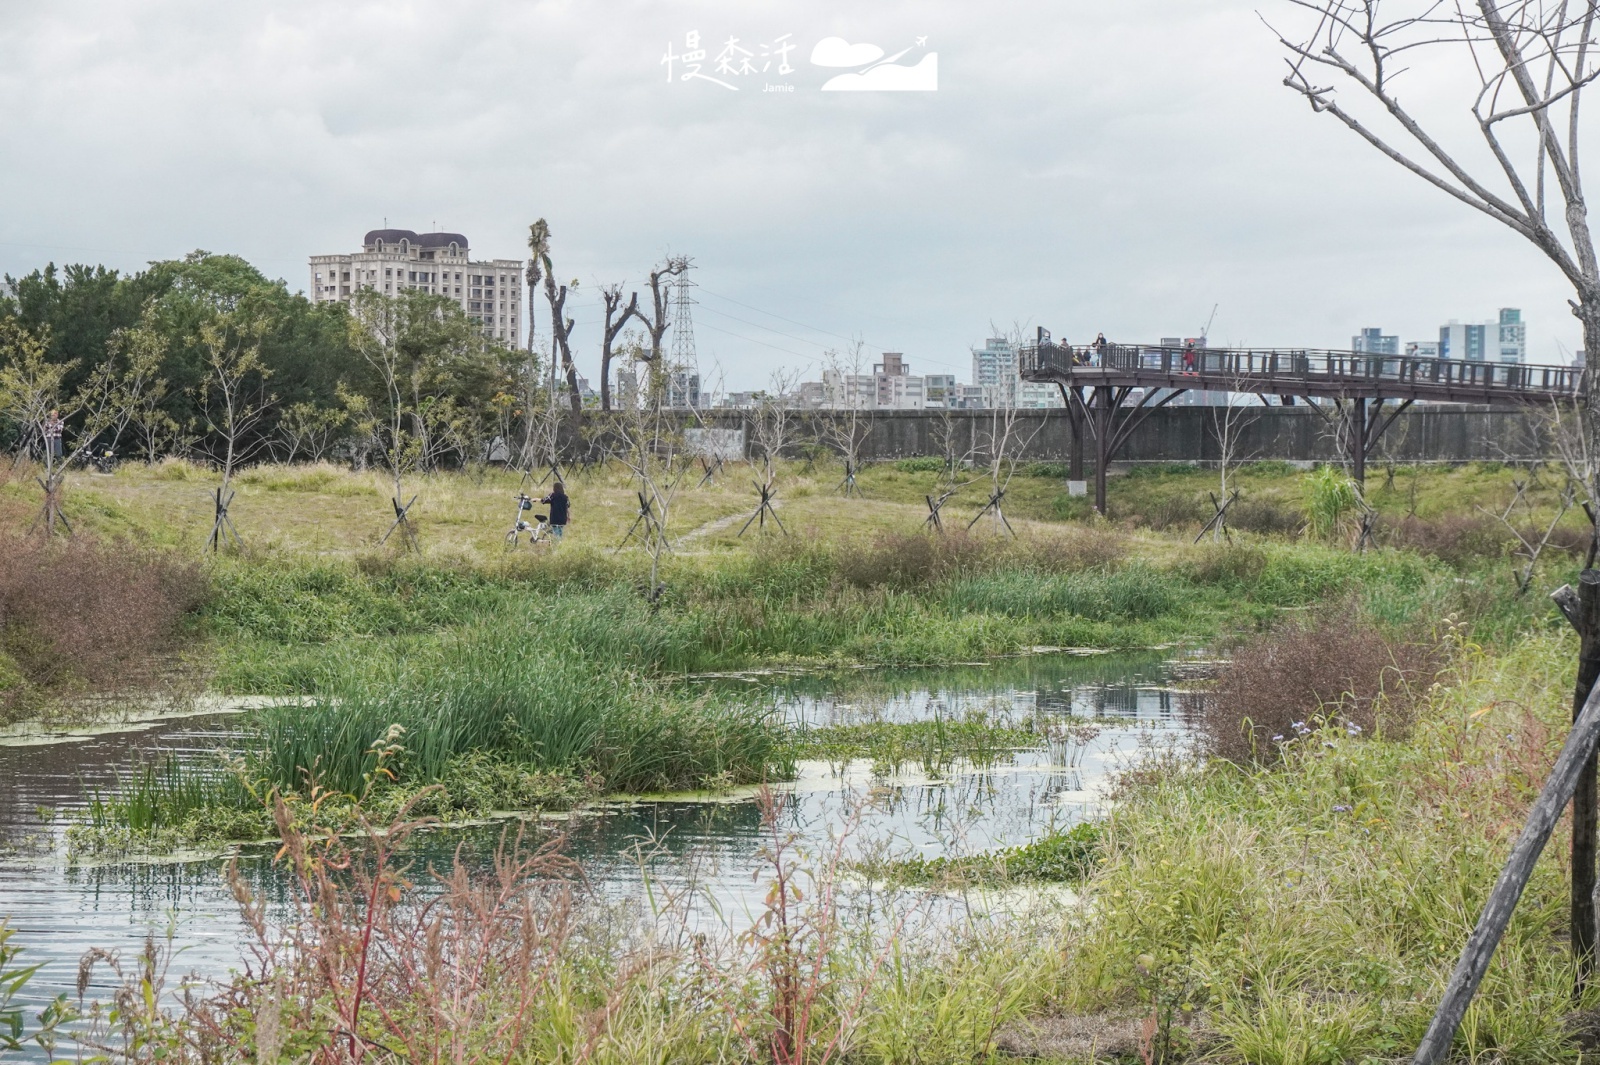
[0,652,1185,1020]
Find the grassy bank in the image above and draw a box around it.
[201,529,1538,694]
[1045,631,1590,1062]
[69,610,792,851]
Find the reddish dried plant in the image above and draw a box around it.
[0,533,206,714]
[177,789,582,1065]
[1187,609,1447,765]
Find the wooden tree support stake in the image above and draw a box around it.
[617,491,669,553]
[837,460,858,497]
[967,488,1014,536]
[697,455,724,488]
[381,494,420,553]
[1354,508,1378,554]
[1413,570,1600,1065]
[924,491,953,534]
[1193,489,1240,544]
[206,487,243,553]
[739,480,787,536]
[30,474,71,538]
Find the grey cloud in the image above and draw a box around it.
[0,0,1585,386]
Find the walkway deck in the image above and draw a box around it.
[1018,341,1584,513]
[1020,342,1581,406]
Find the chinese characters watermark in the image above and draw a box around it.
[662,31,795,90]
[660,32,933,93]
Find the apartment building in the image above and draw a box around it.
[1437,308,1526,363]
[1352,327,1399,355]
[309,228,524,347]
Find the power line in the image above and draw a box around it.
[693,319,822,364]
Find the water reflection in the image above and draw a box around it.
[0,653,1187,1026]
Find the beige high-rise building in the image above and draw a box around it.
[309,228,524,346]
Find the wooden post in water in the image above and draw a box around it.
[1413,571,1600,1065]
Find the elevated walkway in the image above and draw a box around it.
[1020,341,1583,513]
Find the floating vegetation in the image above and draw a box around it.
[858,822,1103,887]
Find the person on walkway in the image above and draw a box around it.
[540,481,570,541]
[42,409,63,463]
[1094,332,1108,363]
[1183,341,1197,373]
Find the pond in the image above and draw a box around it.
[0,652,1187,1027]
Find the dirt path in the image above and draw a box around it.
[675,504,771,545]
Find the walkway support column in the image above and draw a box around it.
[1349,397,1367,486]
[1069,385,1084,483]
[1093,386,1113,515]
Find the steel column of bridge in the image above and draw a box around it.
[1068,385,1085,483]
[1314,395,1415,488]
[1057,381,1188,514]
[1351,398,1367,486]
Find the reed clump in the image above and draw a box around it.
[1185,606,1448,765]
[0,533,207,719]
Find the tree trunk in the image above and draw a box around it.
[1581,299,1600,504]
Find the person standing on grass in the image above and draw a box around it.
[42,409,63,463]
[541,481,570,541]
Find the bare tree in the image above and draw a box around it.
[599,283,642,411]
[347,295,422,550]
[820,343,874,496]
[635,257,687,407]
[197,310,275,551]
[1273,2,1600,472]
[1199,374,1264,541]
[752,368,802,481]
[1551,398,1600,561]
[970,399,1042,537]
[527,220,583,427]
[924,402,979,532]
[742,368,802,536]
[1480,468,1577,592]
[614,383,694,602]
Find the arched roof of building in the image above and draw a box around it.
[363,228,418,247]
[416,232,470,249]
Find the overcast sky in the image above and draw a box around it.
[0,0,1588,389]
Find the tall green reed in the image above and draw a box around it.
[251,605,786,797]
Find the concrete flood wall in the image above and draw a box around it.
[687,406,1547,465]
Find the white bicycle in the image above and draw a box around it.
[505,493,552,546]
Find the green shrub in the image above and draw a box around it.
[1305,465,1358,539]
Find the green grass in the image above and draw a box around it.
[1058,632,1592,1063]
[252,613,785,798]
[861,822,1103,886]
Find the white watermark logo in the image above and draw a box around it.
[660,32,935,93]
[810,37,937,91]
